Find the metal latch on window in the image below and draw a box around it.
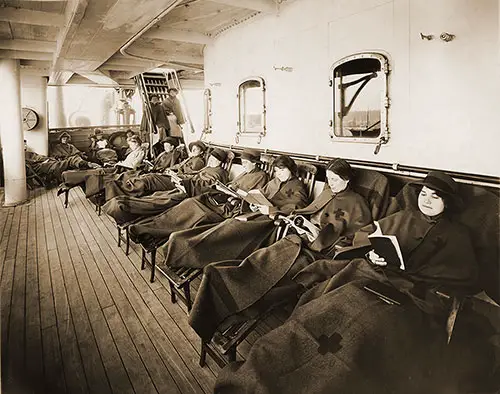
[373,136,388,154]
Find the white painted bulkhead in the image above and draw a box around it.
[203,0,500,178]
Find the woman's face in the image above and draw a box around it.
[242,159,256,173]
[275,166,292,182]
[326,170,349,193]
[418,186,445,217]
[163,142,174,152]
[128,140,140,150]
[190,146,202,157]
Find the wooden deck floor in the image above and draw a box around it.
[0,187,226,394]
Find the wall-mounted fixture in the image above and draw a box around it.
[440,32,455,42]
[420,33,434,41]
[273,66,293,72]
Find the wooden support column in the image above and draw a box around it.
[0,59,28,206]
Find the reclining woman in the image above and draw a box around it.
[103,139,202,201]
[25,140,98,184]
[214,171,479,394]
[123,148,269,252]
[103,147,229,226]
[185,158,373,342]
[57,134,146,197]
[151,155,309,269]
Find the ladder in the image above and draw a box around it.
[135,71,195,157]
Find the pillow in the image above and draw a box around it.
[351,169,390,220]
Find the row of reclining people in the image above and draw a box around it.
[115,150,497,393]
[117,154,309,255]
[191,168,497,393]
[57,134,160,201]
[102,140,225,223]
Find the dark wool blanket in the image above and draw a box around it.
[188,235,306,341]
[215,259,498,394]
[160,216,278,269]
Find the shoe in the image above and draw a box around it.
[56,185,68,196]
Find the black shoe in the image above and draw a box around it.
[56,186,68,196]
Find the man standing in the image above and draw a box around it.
[162,88,185,138]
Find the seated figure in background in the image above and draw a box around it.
[103,147,229,226]
[88,128,117,165]
[51,132,83,159]
[123,148,269,251]
[57,135,145,197]
[213,171,482,394]
[103,139,204,201]
[104,136,183,200]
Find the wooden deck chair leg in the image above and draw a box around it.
[141,248,146,270]
[169,282,177,304]
[117,227,122,247]
[150,248,156,283]
[227,346,236,363]
[199,340,208,367]
[125,228,130,256]
[64,190,69,208]
[183,283,192,311]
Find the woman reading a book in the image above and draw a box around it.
[153,155,309,267]
[185,158,374,342]
[214,171,480,394]
[120,148,269,248]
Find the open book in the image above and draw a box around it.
[367,223,405,270]
[236,189,273,207]
[213,180,240,198]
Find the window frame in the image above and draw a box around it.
[329,52,390,144]
[236,76,267,144]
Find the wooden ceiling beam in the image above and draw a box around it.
[49,70,74,84]
[76,70,118,86]
[0,49,52,60]
[0,7,65,27]
[0,39,56,53]
[51,0,88,70]
[143,27,213,45]
[208,0,276,13]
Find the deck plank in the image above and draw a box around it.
[25,191,45,390]
[2,185,236,394]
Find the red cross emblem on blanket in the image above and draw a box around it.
[317,333,342,355]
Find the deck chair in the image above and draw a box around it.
[198,161,318,367]
[116,143,187,255]
[25,162,48,189]
[138,149,236,288]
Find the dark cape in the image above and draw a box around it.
[122,168,269,248]
[50,143,82,159]
[187,188,372,341]
[158,176,309,269]
[105,166,228,226]
[214,209,480,394]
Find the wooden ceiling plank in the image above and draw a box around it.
[0,49,52,60]
[51,0,89,70]
[143,27,212,44]
[208,0,276,13]
[0,7,65,27]
[0,39,56,53]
